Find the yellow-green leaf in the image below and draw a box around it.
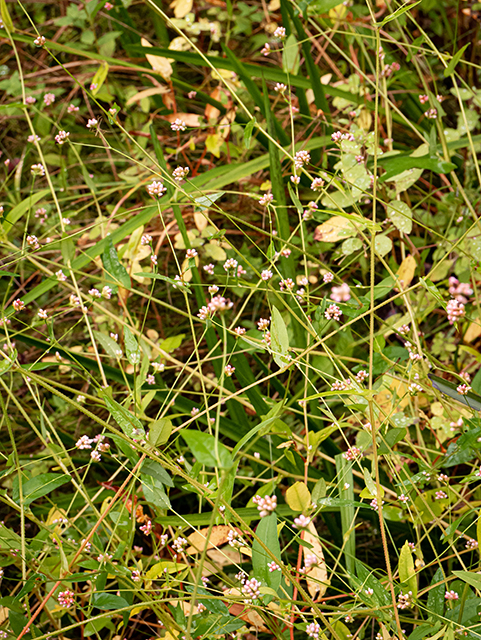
[399,541,417,597]
[205,133,223,158]
[0,0,14,32]
[91,62,109,96]
[285,481,311,512]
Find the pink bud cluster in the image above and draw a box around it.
[253,494,277,517]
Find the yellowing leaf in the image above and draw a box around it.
[146,561,189,580]
[396,254,416,289]
[313,216,356,243]
[329,2,347,19]
[194,212,209,232]
[399,540,417,597]
[303,521,329,599]
[170,0,193,19]
[141,38,173,80]
[181,256,198,282]
[0,0,14,32]
[204,241,226,261]
[374,234,392,257]
[356,109,372,132]
[285,481,311,512]
[91,62,109,96]
[205,133,223,158]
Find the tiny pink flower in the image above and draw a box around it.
[293,514,311,529]
[171,119,187,132]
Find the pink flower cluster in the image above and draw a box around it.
[253,494,277,517]
[446,298,465,324]
[197,295,234,320]
[58,590,75,608]
[241,577,261,601]
[448,277,473,303]
[331,283,350,302]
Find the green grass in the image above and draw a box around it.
[1,0,481,639]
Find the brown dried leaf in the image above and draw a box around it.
[141,38,173,80]
[126,86,170,106]
[165,112,201,127]
[303,521,329,600]
[194,211,209,231]
[186,525,233,554]
[464,321,481,343]
[205,87,221,122]
[227,590,269,631]
[207,547,242,567]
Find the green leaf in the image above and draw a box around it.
[9,611,40,639]
[136,272,191,292]
[308,0,348,13]
[142,475,171,509]
[13,473,70,507]
[148,418,172,447]
[252,513,282,591]
[379,0,421,26]
[362,468,382,499]
[93,330,122,359]
[444,43,470,77]
[312,478,327,504]
[0,523,22,550]
[91,61,109,96]
[335,454,356,584]
[185,585,229,614]
[308,425,338,455]
[194,192,225,211]
[244,118,256,149]
[91,593,130,610]
[452,570,481,590]
[232,407,286,457]
[342,237,363,256]
[102,237,130,290]
[419,278,444,303]
[399,540,417,597]
[2,189,50,235]
[159,334,185,353]
[387,201,413,234]
[374,234,392,257]
[141,459,174,487]
[355,560,391,606]
[124,326,141,365]
[282,33,300,75]
[271,306,290,368]
[429,373,481,412]
[181,431,232,468]
[427,567,446,617]
[379,155,456,183]
[100,391,145,439]
[285,481,311,512]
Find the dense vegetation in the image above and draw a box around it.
[2,0,481,639]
